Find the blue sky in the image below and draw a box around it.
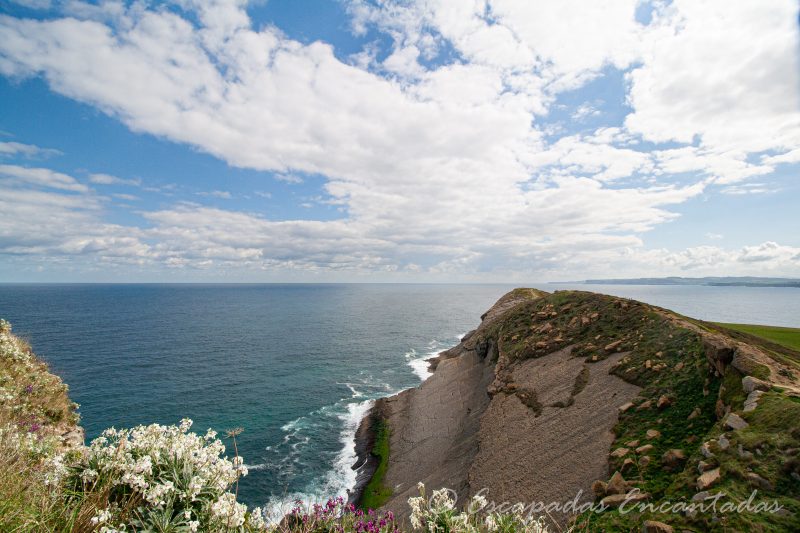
[0,0,798,282]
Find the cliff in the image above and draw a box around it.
[355,289,800,531]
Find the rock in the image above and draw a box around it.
[674,362,685,371]
[687,407,701,420]
[605,340,623,352]
[703,338,735,375]
[590,312,599,320]
[622,457,636,472]
[591,480,608,497]
[639,456,651,467]
[642,520,673,533]
[637,400,653,411]
[742,376,771,394]
[698,460,714,473]
[657,395,673,410]
[538,322,553,334]
[606,471,627,495]
[626,439,640,447]
[581,316,591,326]
[746,472,773,491]
[646,429,661,439]
[724,413,749,431]
[619,402,634,413]
[697,468,721,490]
[700,442,714,458]
[717,435,730,451]
[692,491,711,502]
[645,359,652,369]
[535,341,548,349]
[715,399,729,419]
[662,449,687,470]
[636,444,654,454]
[601,491,650,508]
[743,390,764,413]
[611,447,630,459]
[738,444,754,460]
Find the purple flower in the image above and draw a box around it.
[24,384,34,394]
[29,422,41,433]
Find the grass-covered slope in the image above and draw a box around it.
[465,290,799,532]
[716,322,800,352]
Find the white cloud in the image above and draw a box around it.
[0,1,796,279]
[89,173,142,186]
[0,164,88,192]
[0,141,61,158]
[196,190,233,199]
[625,0,800,154]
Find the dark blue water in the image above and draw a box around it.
[0,283,797,514]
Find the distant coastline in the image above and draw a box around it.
[551,276,800,288]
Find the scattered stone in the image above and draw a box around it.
[692,491,711,502]
[611,447,630,459]
[662,449,687,470]
[698,460,714,473]
[746,472,773,491]
[618,402,634,413]
[606,471,627,495]
[637,400,653,411]
[724,413,749,431]
[590,312,599,320]
[646,429,661,439]
[601,491,650,508]
[626,439,640,447]
[700,442,714,458]
[642,520,673,533]
[605,340,623,352]
[538,322,553,334]
[687,407,701,420]
[639,456,651,467]
[622,457,636,472]
[742,376,771,394]
[592,480,608,497]
[717,435,730,451]
[655,351,663,357]
[581,316,591,326]
[715,399,728,419]
[674,362,685,371]
[535,341,548,349]
[743,390,764,413]
[636,444,654,454]
[697,468,721,491]
[738,444,754,460]
[645,359,652,369]
[657,395,673,410]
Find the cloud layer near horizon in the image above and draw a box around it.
[0,0,798,280]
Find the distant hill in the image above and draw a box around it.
[581,276,800,288]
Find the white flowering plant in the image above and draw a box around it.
[408,484,555,533]
[65,419,266,532]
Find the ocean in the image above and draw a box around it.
[0,283,797,516]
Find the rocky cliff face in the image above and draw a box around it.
[355,289,800,531]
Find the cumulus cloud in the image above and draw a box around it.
[0,141,62,158]
[0,0,796,279]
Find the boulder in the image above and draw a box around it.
[646,429,661,439]
[691,491,711,502]
[700,442,715,458]
[611,447,630,459]
[642,520,673,533]
[636,444,654,454]
[697,468,721,490]
[622,457,636,472]
[618,402,634,413]
[746,472,774,491]
[687,407,701,420]
[657,395,673,410]
[717,435,730,451]
[637,400,653,411]
[625,439,640,447]
[703,338,735,375]
[605,340,623,352]
[606,471,627,495]
[674,362,685,371]
[697,460,714,473]
[742,376,770,394]
[724,413,749,431]
[639,456,651,467]
[591,480,607,497]
[662,449,687,470]
[743,390,764,413]
[601,491,650,508]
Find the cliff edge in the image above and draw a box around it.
[355,289,800,532]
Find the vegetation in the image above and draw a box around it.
[359,420,393,511]
[716,323,800,352]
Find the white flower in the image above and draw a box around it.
[91,508,112,525]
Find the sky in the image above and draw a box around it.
[0,0,798,283]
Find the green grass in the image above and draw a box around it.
[716,323,800,352]
[358,420,392,510]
